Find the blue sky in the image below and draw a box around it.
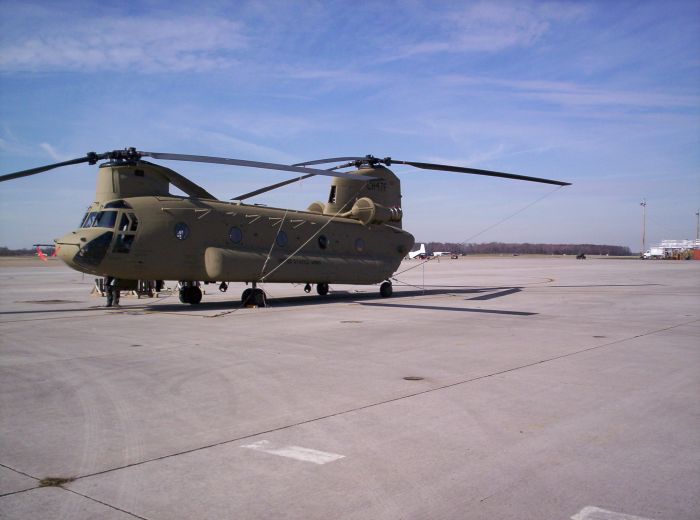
[1,0,698,251]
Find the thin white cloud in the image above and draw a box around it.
[0,14,247,73]
[221,114,321,139]
[39,142,65,161]
[387,1,589,59]
[159,124,298,164]
[439,75,700,110]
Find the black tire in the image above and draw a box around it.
[317,283,329,296]
[189,286,202,304]
[241,288,253,304]
[253,288,267,307]
[380,281,393,298]
[179,287,190,304]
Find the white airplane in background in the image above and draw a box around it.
[431,251,452,257]
[408,243,426,259]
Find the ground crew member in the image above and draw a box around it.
[105,276,120,307]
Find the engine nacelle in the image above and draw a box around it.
[350,197,402,226]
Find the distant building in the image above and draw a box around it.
[644,239,700,259]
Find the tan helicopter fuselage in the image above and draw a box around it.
[56,162,414,287]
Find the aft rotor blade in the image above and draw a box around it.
[232,174,317,201]
[141,152,373,180]
[392,160,571,186]
[233,159,358,200]
[0,154,98,183]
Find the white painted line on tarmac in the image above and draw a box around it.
[241,440,345,465]
[571,506,655,520]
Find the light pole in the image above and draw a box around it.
[640,199,647,255]
[696,209,699,242]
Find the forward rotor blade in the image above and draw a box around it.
[141,152,373,181]
[292,157,365,167]
[0,154,98,183]
[391,160,571,186]
[146,162,217,200]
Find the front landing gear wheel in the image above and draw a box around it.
[180,285,202,304]
[189,286,202,304]
[241,288,253,304]
[380,281,393,298]
[317,283,329,296]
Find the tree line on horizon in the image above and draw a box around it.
[1,242,633,257]
[422,242,633,256]
[0,246,54,256]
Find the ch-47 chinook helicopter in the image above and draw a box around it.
[0,148,570,306]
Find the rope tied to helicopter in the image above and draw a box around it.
[259,208,289,281]
[207,181,370,318]
[391,185,566,291]
[257,182,369,284]
[460,185,565,244]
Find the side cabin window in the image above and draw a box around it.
[174,222,190,240]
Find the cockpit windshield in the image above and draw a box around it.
[80,211,118,229]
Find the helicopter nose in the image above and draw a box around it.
[55,234,81,267]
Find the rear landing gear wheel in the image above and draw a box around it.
[380,281,393,298]
[241,287,267,307]
[317,283,329,296]
[253,288,266,307]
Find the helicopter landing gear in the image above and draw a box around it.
[304,283,312,293]
[380,281,393,298]
[242,283,267,307]
[179,283,202,304]
[317,283,329,296]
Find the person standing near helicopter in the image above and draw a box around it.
[105,276,120,307]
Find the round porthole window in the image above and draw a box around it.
[318,234,328,249]
[276,230,288,247]
[174,222,190,240]
[355,238,365,252]
[229,227,243,244]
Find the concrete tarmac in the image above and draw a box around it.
[0,256,698,520]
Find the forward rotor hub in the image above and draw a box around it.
[349,155,393,169]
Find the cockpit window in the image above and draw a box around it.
[80,211,118,229]
[94,211,117,228]
[113,234,135,253]
[74,231,113,268]
[129,213,139,232]
[81,212,98,228]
